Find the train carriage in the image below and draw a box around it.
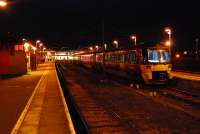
[78,42,172,84]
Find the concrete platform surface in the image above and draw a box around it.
[0,64,45,134]
[11,63,75,134]
[172,71,200,81]
[0,63,75,134]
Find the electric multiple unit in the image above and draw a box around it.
[78,42,172,84]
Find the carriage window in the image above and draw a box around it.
[128,53,136,64]
[120,55,125,62]
[124,55,127,63]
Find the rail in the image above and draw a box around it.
[55,63,91,134]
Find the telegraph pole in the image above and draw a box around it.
[102,19,105,69]
[196,38,199,59]
[101,19,107,82]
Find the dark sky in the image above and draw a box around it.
[0,0,200,50]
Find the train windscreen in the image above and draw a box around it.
[148,49,170,63]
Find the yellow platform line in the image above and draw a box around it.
[55,69,76,134]
[10,71,48,134]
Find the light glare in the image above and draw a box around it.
[166,41,171,46]
[0,1,7,7]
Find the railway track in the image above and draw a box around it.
[160,87,200,106]
[56,64,91,134]
[58,64,131,134]
[57,63,200,133]
[85,64,200,118]
[62,64,170,134]
[93,65,200,117]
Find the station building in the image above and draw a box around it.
[0,44,27,75]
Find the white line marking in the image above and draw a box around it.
[10,71,48,134]
[55,67,76,134]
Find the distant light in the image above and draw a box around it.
[165,41,171,46]
[22,38,27,42]
[47,52,51,56]
[43,47,46,50]
[89,47,93,50]
[130,35,137,46]
[113,40,119,48]
[113,40,118,44]
[32,46,37,51]
[96,45,99,50]
[175,54,180,59]
[0,1,7,7]
[183,51,187,55]
[104,44,107,50]
[55,52,67,56]
[24,43,30,52]
[165,28,171,35]
[131,35,136,40]
[36,40,40,44]
[39,43,43,47]
[36,40,41,43]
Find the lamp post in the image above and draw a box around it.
[36,40,40,44]
[104,43,107,50]
[39,43,43,56]
[113,40,119,48]
[36,40,41,50]
[39,43,43,48]
[196,38,199,59]
[96,45,99,51]
[165,28,172,56]
[89,46,93,51]
[0,0,7,8]
[32,46,37,54]
[131,35,137,46]
[24,42,31,72]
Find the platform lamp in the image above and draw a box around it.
[131,35,137,46]
[24,42,31,72]
[0,0,7,8]
[165,27,172,56]
[113,40,119,48]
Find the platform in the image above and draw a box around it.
[171,71,200,81]
[10,63,75,134]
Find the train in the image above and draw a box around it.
[77,42,173,84]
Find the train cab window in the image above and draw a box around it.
[148,49,170,63]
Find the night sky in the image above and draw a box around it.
[0,0,200,50]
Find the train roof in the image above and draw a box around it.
[76,41,169,55]
[136,41,168,48]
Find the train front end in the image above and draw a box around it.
[140,46,173,84]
